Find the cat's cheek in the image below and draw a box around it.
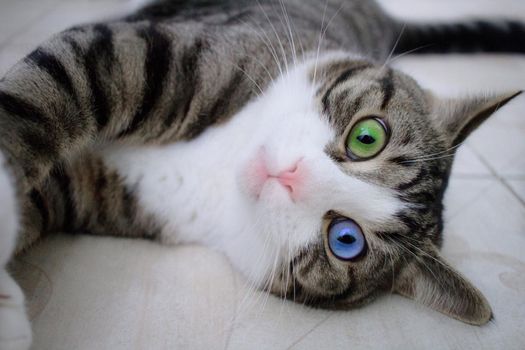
[238,152,269,200]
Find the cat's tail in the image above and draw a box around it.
[393,20,525,55]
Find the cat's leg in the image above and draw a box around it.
[0,154,155,350]
[16,153,160,248]
[0,22,201,251]
[0,22,198,346]
[0,20,247,346]
[0,153,31,350]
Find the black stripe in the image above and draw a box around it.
[400,133,413,146]
[395,20,525,55]
[0,92,58,155]
[427,162,444,177]
[119,25,172,137]
[321,65,370,114]
[288,276,304,302]
[64,36,84,58]
[389,155,415,168]
[396,167,426,191]
[26,49,77,102]
[121,186,136,221]
[94,164,108,224]
[0,91,47,123]
[21,130,58,159]
[379,69,394,110]
[65,26,87,34]
[396,212,419,233]
[84,25,114,130]
[296,251,317,277]
[155,38,206,136]
[52,168,76,232]
[208,68,245,118]
[30,189,50,231]
[408,191,437,205]
[181,39,205,119]
[185,64,246,139]
[507,21,525,53]
[292,248,310,266]
[337,88,371,128]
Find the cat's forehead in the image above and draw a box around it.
[312,59,430,134]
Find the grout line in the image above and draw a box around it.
[285,314,332,350]
[450,174,495,179]
[446,180,495,222]
[451,174,525,180]
[501,179,525,207]
[469,147,525,208]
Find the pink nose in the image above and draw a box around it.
[267,159,304,200]
[245,148,307,201]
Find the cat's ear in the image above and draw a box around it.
[429,91,522,146]
[393,249,492,325]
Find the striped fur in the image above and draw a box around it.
[394,20,525,55]
[0,2,523,345]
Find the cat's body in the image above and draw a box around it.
[0,1,523,348]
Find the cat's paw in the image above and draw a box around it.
[0,270,32,350]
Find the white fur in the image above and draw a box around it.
[104,55,404,288]
[0,152,32,350]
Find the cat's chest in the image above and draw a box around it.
[101,137,242,245]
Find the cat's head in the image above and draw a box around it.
[227,52,521,325]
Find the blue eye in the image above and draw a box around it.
[328,218,366,261]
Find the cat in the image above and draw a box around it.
[0,0,523,348]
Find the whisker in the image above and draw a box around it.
[278,0,297,66]
[256,0,289,75]
[400,141,468,165]
[237,17,284,78]
[312,0,329,87]
[385,233,455,291]
[382,23,406,69]
[229,46,275,83]
[388,43,436,65]
[228,61,265,96]
[401,152,457,164]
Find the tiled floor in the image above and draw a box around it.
[0,0,133,76]
[2,0,525,349]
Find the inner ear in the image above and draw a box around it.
[393,249,492,325]
[430,90,522,147]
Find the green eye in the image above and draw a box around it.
[346,118,388,160]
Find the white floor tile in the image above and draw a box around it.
[378,0,525,20]
[507,180,525,205]
[0,0,60,47]
[444,178,525,257]
[467,110,525,178]
[8,1,132,50]
[0,52,24,77]
[451,144,491,177]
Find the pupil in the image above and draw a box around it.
[357,134,375,145]
[338,234,356,244]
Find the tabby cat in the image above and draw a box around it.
[0,0,523,348]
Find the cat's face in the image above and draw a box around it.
[226,53,520,325]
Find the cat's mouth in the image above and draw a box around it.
[241,147,306,202]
